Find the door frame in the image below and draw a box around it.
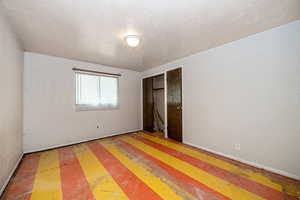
[141,67,183,140]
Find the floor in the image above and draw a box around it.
[1,132,300,200]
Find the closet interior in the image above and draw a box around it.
[143,74,165,133]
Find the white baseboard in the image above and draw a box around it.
[0,153,24,196]
[24,129,141,154]
[184,141,300,181]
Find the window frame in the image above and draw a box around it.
[74,71,120,111]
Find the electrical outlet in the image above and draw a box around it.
[234,143,241,151]
[97,124,104,129]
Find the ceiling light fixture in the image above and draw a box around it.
[125,35,140,47]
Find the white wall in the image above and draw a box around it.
[24,53,141,152]
[0,11,24,192]
[142,20,300,179]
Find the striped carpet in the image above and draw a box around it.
[1,132,300,200]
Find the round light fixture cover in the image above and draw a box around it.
[125,35,140,47]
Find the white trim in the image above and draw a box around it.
[0,153,24,196]
[184,141,300,181]
[140,78,144,130]
[142,72,165,79]
[163,71,168,138]
[24,129,141,154]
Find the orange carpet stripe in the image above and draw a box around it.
[141,133,282,192]
[59,147,95,200]
[1,154,40,200]
[30,150,63,200]
[87,142,164,200]
[100,140,192,200]
[120,140,230,200]
[2,133,299,200]
[117,142,205,199]
[124,136,269,200]
[133,134,287,200]
[73,143,128,199]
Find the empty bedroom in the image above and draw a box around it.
[0,0,300,199]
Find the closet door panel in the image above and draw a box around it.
[143,77,154,132]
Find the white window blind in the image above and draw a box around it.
[75,73,119,110]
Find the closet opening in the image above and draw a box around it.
[142,74,165,136]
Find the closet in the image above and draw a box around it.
[142,74,165,133]
[143,68,182,142]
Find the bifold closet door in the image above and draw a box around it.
[143,77,154,132]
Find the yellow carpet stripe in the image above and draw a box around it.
[30,150,62,200]
[140,133,282,192]
[123,136,266,200]
[73,144,129,200]
[100,141,193,200]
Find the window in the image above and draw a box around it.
[75,73,119,110]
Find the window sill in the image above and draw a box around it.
[75,105,120,112]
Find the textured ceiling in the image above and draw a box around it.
[1,0,300,71]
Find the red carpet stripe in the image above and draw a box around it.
[1,154,40,200]
[120,140,230,200]
[87,142,164,200]
[286,195,300,200]
[59,147,95,200]
[150,135,300,200]
[132,134,288,200]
